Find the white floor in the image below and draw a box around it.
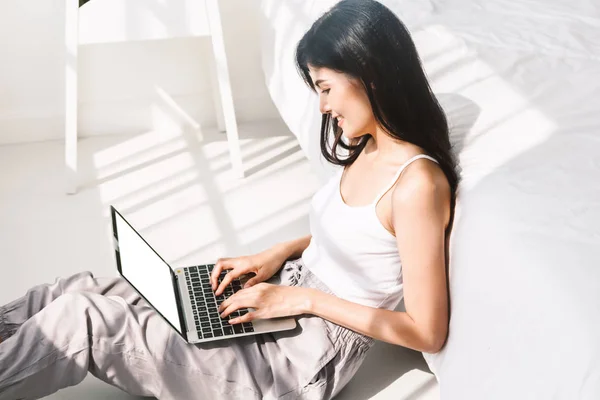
[0,119,438,399]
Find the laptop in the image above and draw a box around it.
[110,206,297,344]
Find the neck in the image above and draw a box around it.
[360,124,426,166]
[364,126,409,161]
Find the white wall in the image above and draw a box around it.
[0,0,280,145]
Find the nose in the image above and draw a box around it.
[319,94,331,115]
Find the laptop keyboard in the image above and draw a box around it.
[184,264,254,340]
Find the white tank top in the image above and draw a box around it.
[301,154,439,310]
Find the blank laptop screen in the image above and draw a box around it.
[113,210,181,334]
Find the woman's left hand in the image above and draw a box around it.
[217,283,312,324]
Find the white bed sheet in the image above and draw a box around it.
[259,1,600,398]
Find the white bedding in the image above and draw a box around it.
[259,1,600,398]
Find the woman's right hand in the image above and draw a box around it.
[211,248,288,296]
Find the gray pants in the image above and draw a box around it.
[0,259,374,399]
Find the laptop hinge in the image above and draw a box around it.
[172,272,189,342]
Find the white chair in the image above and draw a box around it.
[64,0,244,194]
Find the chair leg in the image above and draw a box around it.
[65,0,79,194]
[206,0,244,179]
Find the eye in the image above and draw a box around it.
[321,88,330,94]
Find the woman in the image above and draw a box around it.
[0,0,458,399]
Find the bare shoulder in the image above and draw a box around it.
[391,158,452,227]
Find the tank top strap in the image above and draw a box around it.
[372,154,439,206]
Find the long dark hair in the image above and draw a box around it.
[295,0,460,202]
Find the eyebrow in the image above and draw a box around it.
[314,79,327,88]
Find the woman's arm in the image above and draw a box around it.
[306,289,439,352]
[306,163,451,353]
[268,235,312,262]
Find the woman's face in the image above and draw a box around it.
[308,65,375,140]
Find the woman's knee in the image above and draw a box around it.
[36,292,126,340]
